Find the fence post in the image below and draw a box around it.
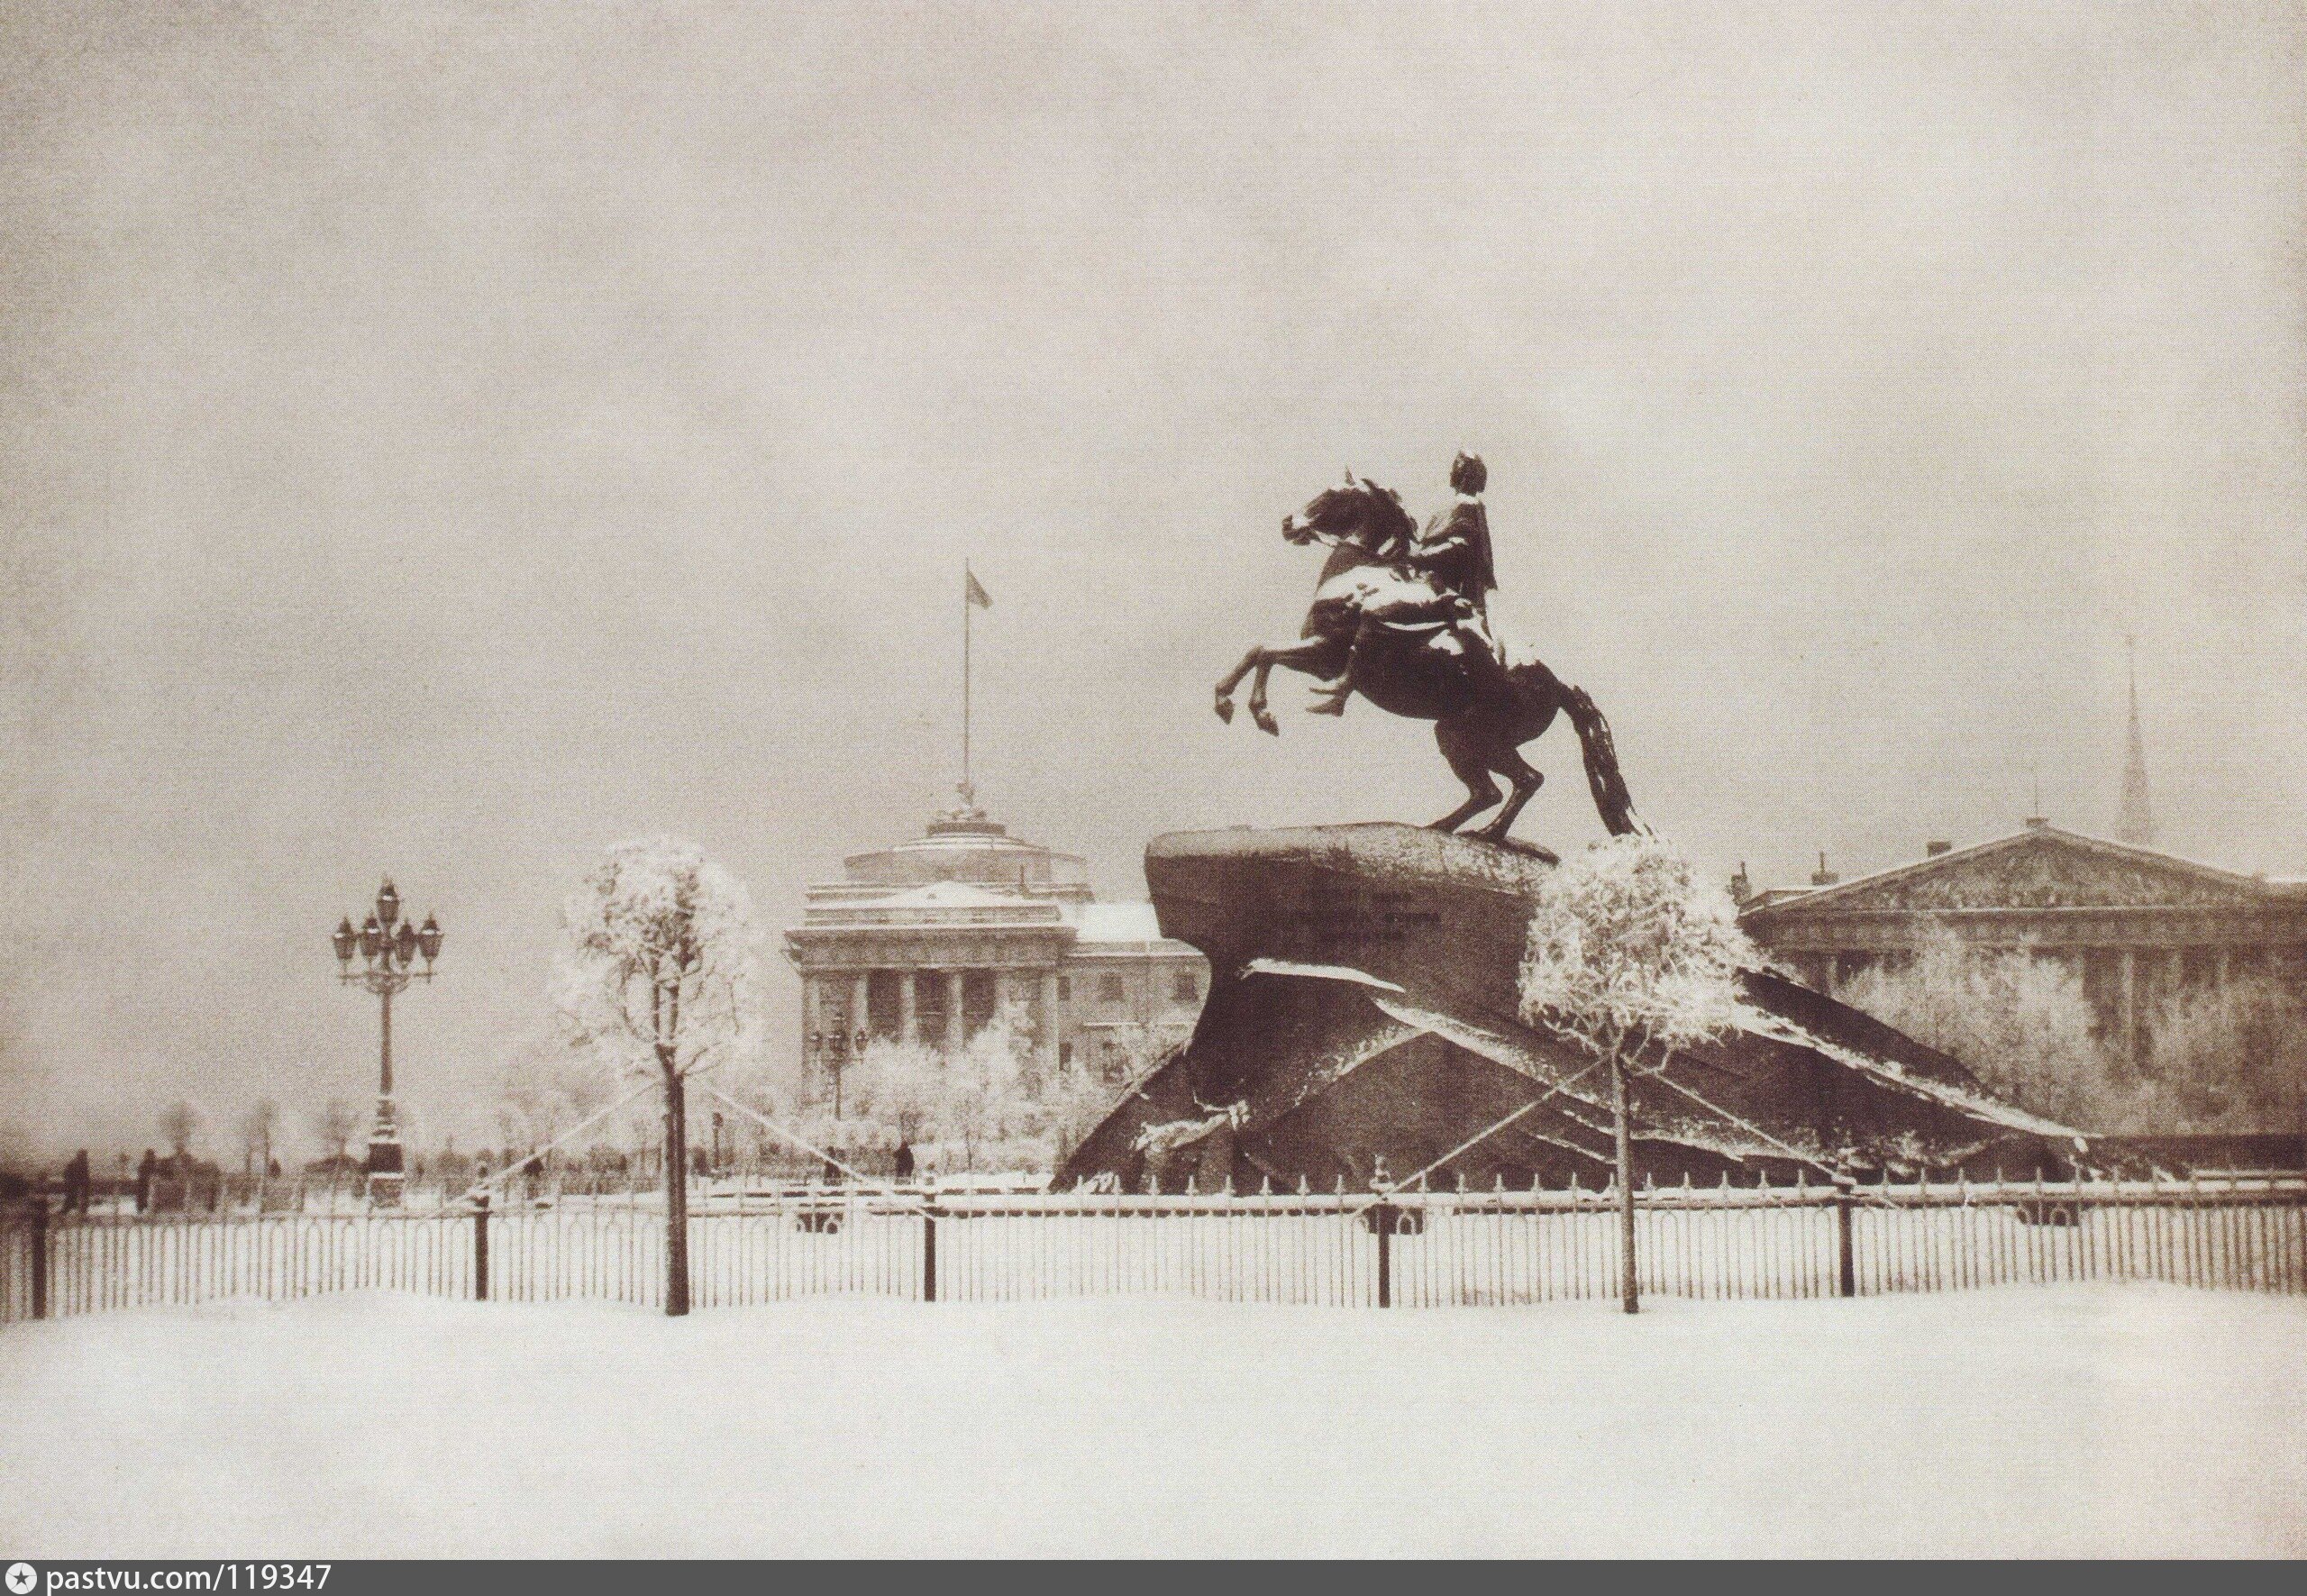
[662,1072,691,1318]
[1375,1201,1394,1309]
[922,1207,938,1303]
[30,1194,50,1320]
[473,1190,490,1302]
[1834,1175,1856,1298]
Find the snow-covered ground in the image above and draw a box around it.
[3,1285,2302,1556]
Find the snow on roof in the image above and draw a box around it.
[1070,902,1165,942]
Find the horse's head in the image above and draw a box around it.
[1281,470,1415,558]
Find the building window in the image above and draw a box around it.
[1059,1042,1074,1070]
[1171,970,1199,1003]
[1057,975,1071,1002]
[1099,973,1126,1003]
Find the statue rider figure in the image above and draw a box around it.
[1309,451,1514,715]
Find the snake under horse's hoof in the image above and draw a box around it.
[1482,834,1560,865]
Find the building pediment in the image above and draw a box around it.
[1748,828,2270,920]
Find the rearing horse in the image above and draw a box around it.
[1214,473,1644,850]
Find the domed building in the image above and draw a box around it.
[782,800,1208,1103]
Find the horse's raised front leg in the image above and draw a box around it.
[1214,643,1274,724]
[1245,637,1336,735]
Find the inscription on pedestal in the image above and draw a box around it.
[1275,884,1446,951]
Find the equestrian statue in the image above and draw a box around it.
[1213,452,1642,853]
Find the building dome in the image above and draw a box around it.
[839,808,1092,901]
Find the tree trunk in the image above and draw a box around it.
[1612,1052,1638,1315]
[662,1065,691,1318]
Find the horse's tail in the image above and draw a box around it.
[1560,682,1646,839]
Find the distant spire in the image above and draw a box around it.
[2116,636,2155,846]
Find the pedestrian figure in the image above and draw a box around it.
[62,1149,91,1215]
[135,1148,157,1215]
[893,1141,916,1181]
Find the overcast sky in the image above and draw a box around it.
[3,1,2302,1160]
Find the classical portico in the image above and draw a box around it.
[1739,822,2307,1066]
[783,806,1207,1104]
[790,880,1074,1072]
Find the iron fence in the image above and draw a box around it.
[4,1172,2301,1324]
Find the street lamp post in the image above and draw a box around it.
[331,878,442,1207]
[809,1027,869,1118]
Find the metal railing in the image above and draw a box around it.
[5,1172,2300,1324]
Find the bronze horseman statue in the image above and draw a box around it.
[1214,453,1641,852]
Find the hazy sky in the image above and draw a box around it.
[3,1,2302,1160]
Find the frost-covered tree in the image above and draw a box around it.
[159,1100,200,1164]
[2147,978,2307,1134]
[555,836,766,1315]
[945,1001,1034,1171]
[1518,833,1757,1312]
[842,1005,1039,1174]
[827,999,1081,1175]
[1519,835,1755,1062]
[1838,930,2124,1130]
[313,1097,360,1166]
[237,1099,279,1178]
[494,1025,624,1162]
[848,1037,943,1154]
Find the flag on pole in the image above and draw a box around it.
[965,566,992,609]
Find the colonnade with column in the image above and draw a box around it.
[1791,938,2297,1070]
[799,965,1064,1079]
[2093,943,2272,1067]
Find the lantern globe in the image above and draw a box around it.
[360,916,383,959]
[375,879,400,927]
[393,919,418,965]
[332,917,357,963]
[416,914,443,962]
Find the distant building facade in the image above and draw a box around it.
[1737,821,2307,1066]
[782,804,1208,1099]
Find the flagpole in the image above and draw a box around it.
[962,562,973,808]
